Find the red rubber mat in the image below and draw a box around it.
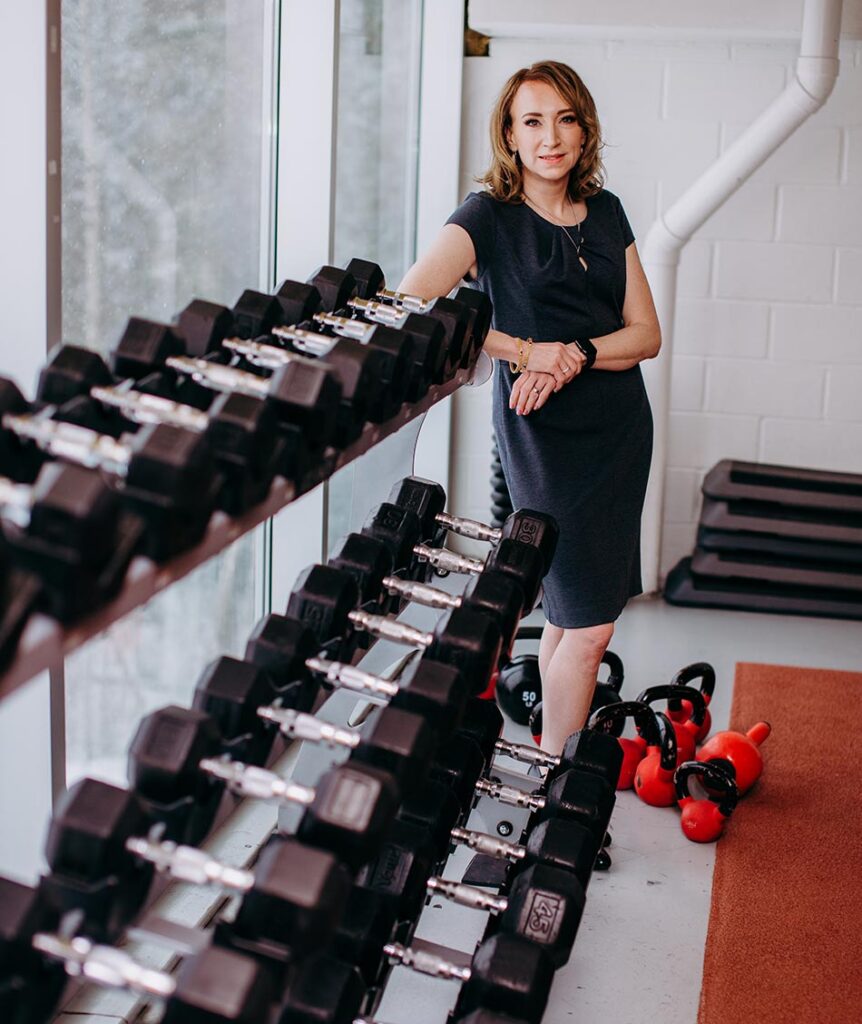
[698,662,862,1024]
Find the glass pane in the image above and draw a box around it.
[61,0,275,785]
[328,0,425,552]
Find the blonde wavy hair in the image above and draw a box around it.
[478,60,604,202]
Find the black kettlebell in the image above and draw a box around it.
[495,655,542,725]
[526,648,626,743]
[587,650,625,735]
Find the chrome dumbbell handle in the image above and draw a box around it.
[347,609,432,649]
[449,826,526,864]
[271,324,336,357]
[306,657,399,700]
[383,942,471,982]
[435,510,501,544]
[257,706,360,750]
[494,738,559,769]
[412,543,483,575]
[124,836,254,892]
[345,297,408,327]
[32,933,176,997]
[2,413,131,475]
[0,475,34,529]
[165,356,271,398]
[474,777,544,811]
[91,384,209,433]
[427,876,507,914]
[222,337,293,370]
[313,311,375,340]
[381,575,459,611]
[199,757,315,806]
[375,288,430,313]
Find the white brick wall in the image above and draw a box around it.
[451,33,862,581]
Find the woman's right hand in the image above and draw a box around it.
[524,340,583,390]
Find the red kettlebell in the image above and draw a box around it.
[589,701,654,790]
[634,710,678,807]
[667,662,716,743]
[697,721,770,795]
[675,759,738,842]
[636,684,707,765]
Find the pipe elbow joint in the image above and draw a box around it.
[795,55,840,105]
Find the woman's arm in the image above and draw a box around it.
[399,224,580,385]
[572,243,661,372]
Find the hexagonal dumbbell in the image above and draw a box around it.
[1,411,219,561]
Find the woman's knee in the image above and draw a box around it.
[561,622,614,660]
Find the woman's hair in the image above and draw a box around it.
[478,60,604,202]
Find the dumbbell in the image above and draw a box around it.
[328,528,525,656]
[363,502,546,611]
[425,862,584,967]
[264,321,408,422]
[128,704,400,869]
[388,476,559,577]
[473,767,615,853]
[313,308,446,395]
[0,549,40,673]
[220,335,376,447]
[384,933,555,1024]
[163,354,341,469]
[257,705,436,796]
[286,563,503,697]
[41,775,351,951]
[0,377,47,482]
[0,876,68,1024]
[343,257,491,372]
[268,952,366,1024]
[130,832,352,965]
[1,412,219,561]
[0,461,143,621]
[294,313,424,405]
[449,818,601,892]
[38,342,289,512]
[31,931,275,1024]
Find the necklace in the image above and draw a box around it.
[524,192,584,259]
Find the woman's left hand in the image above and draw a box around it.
[510,371,556,415]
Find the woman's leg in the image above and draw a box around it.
[539,622,615,754]
[538,621,564,680]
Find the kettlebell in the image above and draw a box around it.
[635,684,707,765]
[528,701,544,745]
[633,710,678,807]
[587,650,626,730]
[675,759,738,842]
[667,662,716,743]
[496,654,542,724]
[588,701,654,790]
[697,721,770,795]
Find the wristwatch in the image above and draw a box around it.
[573,337,597,369]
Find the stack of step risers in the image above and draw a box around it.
[664,459,862,620]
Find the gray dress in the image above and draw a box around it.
[446,189,653,627]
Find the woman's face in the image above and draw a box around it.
[506,79,585,190]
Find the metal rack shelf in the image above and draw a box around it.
[0,365,482,701]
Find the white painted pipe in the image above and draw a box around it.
[639,0,842,595]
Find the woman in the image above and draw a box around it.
[399,60,660,754]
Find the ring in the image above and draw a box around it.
[563,366,571,374]
[532,387,540,394]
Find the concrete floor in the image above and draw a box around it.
[378,595,861,1024]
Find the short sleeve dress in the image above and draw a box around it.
[446,189,653,628]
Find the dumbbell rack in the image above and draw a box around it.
[0,366,478,701]
[1,352,519,1024]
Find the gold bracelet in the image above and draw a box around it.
[521,337,533,372]
[509,336,524,374]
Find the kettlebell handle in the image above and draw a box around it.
[669,662,716,705]
[588,699,652,736]
[674,760,739,817]
[636,684,707,726]
[599,650,624,690]
[640,711,677,771]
